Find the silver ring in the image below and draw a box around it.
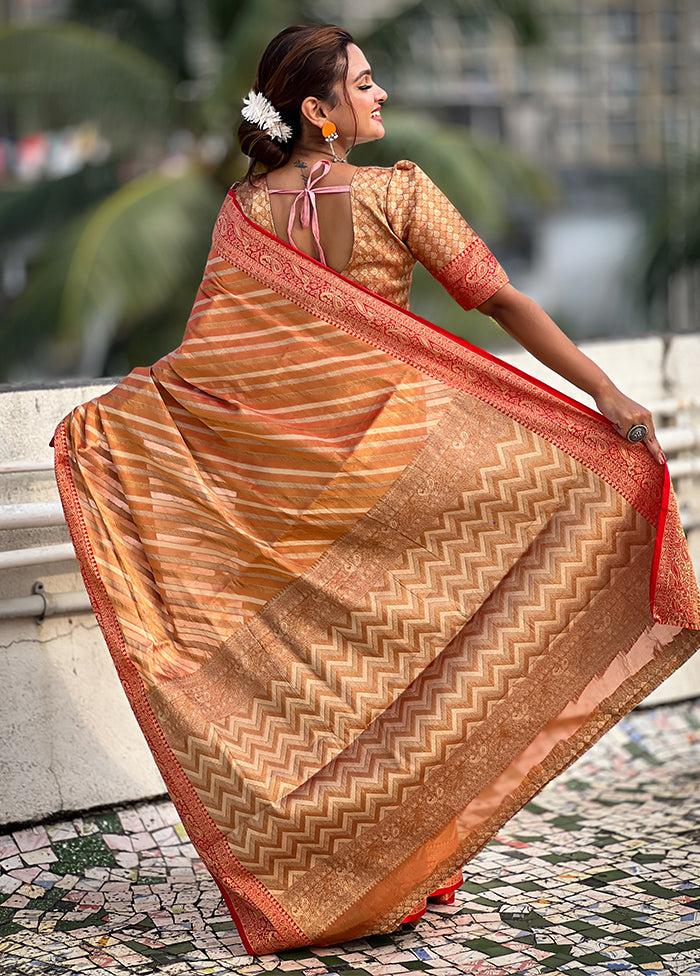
[626,424,648,443]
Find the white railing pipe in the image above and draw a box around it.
[0,588,91,621]
[657,426,700,453]
[0,502,66,530]
[0,460,55,474]
[0,543,76,570]
[649,395,700,414]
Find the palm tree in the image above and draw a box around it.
[0,0,552,381]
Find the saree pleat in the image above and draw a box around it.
[54,191,700,954]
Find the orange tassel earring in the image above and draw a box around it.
[321,121,344,162]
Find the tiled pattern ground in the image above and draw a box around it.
[1,700,699,975]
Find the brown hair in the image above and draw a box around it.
[238,24,354,180]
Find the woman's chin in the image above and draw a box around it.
[354,130,385,147]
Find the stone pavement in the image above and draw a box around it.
[1,699,699,976]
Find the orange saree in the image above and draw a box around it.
[53,189,700,955]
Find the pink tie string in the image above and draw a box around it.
[268,160,351,266]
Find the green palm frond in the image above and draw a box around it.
[56,166,222,337]
[67,0,191,80]
[0,163,118,243]
[0,23,176,145]
[1,167,222,378]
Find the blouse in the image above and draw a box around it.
[234,160,508,312]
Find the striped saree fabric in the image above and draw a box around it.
[54,190,700,955]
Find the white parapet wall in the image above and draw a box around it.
[1,335,699,826]
[0,382,166,827]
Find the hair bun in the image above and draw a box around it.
[238,120,290,169]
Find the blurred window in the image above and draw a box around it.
[449,103,504,141]
[462,64,492,86]
[660,60,680,95]
[661,110,691,149]
[470,104,504,141]
[607,9,638,42]
[515,62,535,97]
[659,7,681,42]
[608,61,638,95]
[557,116,585,155]
[609,114,638,147]
[553,57,585,95]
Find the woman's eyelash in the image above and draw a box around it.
[358,84,372,90]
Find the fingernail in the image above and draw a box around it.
[660,453,666,465]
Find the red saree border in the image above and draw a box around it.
[52,420,311,957]
[219,190,644,487]
[434,238,510,310]
[214,192,700,630]
[651,465,671,617]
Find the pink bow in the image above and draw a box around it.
[269,160,350,266]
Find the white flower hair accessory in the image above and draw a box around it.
[241,90,293,144]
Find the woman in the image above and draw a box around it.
[54,24,699,956]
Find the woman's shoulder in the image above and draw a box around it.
[232,176,265,199]
[352,160,424,201]
[230,176,272,229]
[354,160,420,179]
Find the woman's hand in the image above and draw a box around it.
[478,285,666,465]
[593,387,666,465]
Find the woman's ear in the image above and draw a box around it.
[300,96,327,129]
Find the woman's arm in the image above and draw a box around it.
[478,284,665,464]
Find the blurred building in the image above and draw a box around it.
[399,1,699,169]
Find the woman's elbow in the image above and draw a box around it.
[477,283,523,319]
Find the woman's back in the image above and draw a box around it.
[266,158,356,273]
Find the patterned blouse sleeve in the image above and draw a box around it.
[386,160,509,310]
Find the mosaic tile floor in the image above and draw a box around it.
[1,699,699,976]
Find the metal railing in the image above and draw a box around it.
[0,583,91,621]
[2,396,699,621]
[0,502,66,530]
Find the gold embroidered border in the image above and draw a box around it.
[434,238,510,309]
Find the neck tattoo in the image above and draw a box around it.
[294,159,308,184]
